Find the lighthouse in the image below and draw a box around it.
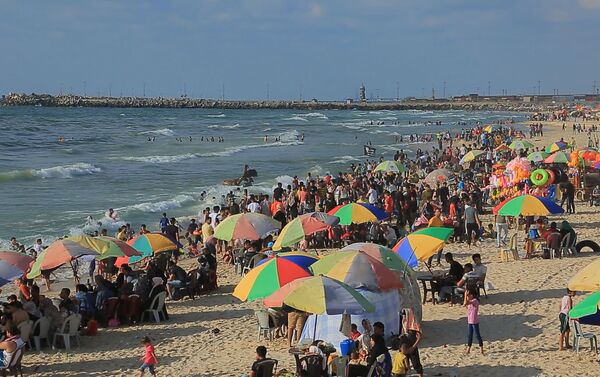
[359,83,366,102]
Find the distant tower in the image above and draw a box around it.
[359,83,366,102]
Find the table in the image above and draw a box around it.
[415,272,445,305]
[289,346,333,376]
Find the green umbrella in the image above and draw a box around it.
[569,291,600,325]
[342,242,411,272]
[509,140,534,150]
[527,151,549,163]
[374,160,406,174]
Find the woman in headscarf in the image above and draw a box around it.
[367,334,391,377]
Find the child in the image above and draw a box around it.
[391,342,410,377]
[139,336,158,376]
[464,288,484,355]
[350,323,362,340]
[559,288,576,351]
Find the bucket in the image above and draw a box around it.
[339,339,355,356]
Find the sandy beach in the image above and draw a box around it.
[12,119,600,377]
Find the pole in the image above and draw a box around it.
[443,81,446,99]
[396,81,400,101]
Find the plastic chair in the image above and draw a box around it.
[255,359,278,377]
[0,346,24,377]
[255,310,276,341]
[560,233,577,257]
[143,291,167,323]
[499,233,519,262]
[16,320,33,344]
[30,316,50,351]
[52,313,82,351]
[572,320,598,353]
[299,354,325,377]
[328,356,348,377]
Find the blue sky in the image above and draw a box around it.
[1,0,600,100]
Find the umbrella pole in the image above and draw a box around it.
[313,314,318,341]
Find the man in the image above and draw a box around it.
[287,309,308,347]
[463,200,481,247]
[472,254,487,282]
[494,210,508,247]
[453,263,480,296]
[383,191,394,218]
[9,238,25,253]
[273,182,284,201]
[249,346,274,377]
[165,218,179,242]
[591,185,600,207]
[246,196,261,213]
[165,261,187,300]
[260,195,272,217]
[159,213,169,233]
[201,218,214,242]
[438,182,450,212]
[185,219,199,247]
[32,238,44,258]
[58,288,78,316]
[209,206,221,229]
[0,326,25,368]
[445,252,464,282]
[4,302,29,327]
[373,321,385,336]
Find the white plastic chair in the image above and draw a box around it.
[30,316,51,351]
[52,313,82,351]
[329,355,348,377]
[560,233,577,257]
[255,310,276,341]
[572,320,598,353]
[143,292,166,323]
[16,320,33,344]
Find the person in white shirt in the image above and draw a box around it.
[367,184,378,204]
[246,197,261,213]
[260,195,272,217]
[472,253,487,281]
[209,206,221,228]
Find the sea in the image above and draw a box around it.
[0,106,526,248]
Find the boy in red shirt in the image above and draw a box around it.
[139,336,158,376]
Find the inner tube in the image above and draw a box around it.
[576,240,600,253]
[530,169,549,186]
[546,169,556,185]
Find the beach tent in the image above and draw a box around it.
[300,289,401,346]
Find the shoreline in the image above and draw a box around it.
[1,93,562,112]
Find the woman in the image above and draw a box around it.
[368,334,391,377]
[401,308,424,377]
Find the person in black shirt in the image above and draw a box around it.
[165,218,179,242]
[273,182,284,201]
[445,252,464,282]
[249,346,274,377]
[185,219,199,247]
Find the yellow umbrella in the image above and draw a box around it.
[568,259,600,292]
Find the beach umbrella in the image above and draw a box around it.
[327,203,388,225]
[568,259,600,292]
[233,256,312,302]
[214,213,280,241]
[273,212,339,251]
[569,291,600,325]
[27,239,99,278]
[264,275,375,315]
[544,151,570,164]
[373,160,406,174]
[527,151,549,163]
[496,195,564,217]
[0,252,34,286]
[545,141,568,153]
[342,242,411,272]
[123,233,181,264]
[310,250,403,291]
[509,140,534,150]
[484,125,501,133]
[68,235,141,260]
[459,150,485,165]
[495,144,511,152]
[593,161,600,169]
[424,169,455,186]
[257,251,319,270]
[392,227,454,268]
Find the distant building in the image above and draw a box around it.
[359,84,366,102]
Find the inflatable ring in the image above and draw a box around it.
[546,169,555,185]
[530,169,549,186]
[576,240,600,254]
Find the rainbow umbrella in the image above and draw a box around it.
[527,151,549,163]
[310,250,403,291]
[509,140,534,150]
[393,227,453,268]
[544,151,570,164]
[233,256,312,302]
[545,141,569,153]
[214,213,280,241]
[124,233,181,264]
[424,169,455,186]
[273,212,339,251]
[568,259,600,292]
[495,144,511,152]
[327,203,388,225]
[459,150,485,164]
[569,291,600,326]
[374,160,406,174]
[257,251,319,270]
[0,252,34,286]
[497,195,564,217]
[68,235,141,260]
[342,242,411,272]
[27,239,99,278]
[263,276,374,315]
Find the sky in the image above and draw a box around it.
[1,0,600,100]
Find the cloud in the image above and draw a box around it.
[579,0,600,9]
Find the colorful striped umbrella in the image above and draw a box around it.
[257,251,319,270]
[374,160,406,174]
[459,150,485,164]
[509,140,534,150]
[495,144,511,152]
[424,169,454,186]
[27,239,99,278]
[327,203,388,225]
[496,195,564,217]
[124,233,181,264]
[569,291,600,326]
[233,256,312,302]
[568,259,600,292]
[483,125,502,133]
[342,242,411,272]
[310,250,403,291]
[0,252,34,286]
[273,212,339,251]
[545,141,568,153]
[544,151,570,164]
[263,275,374,315]
[68,235,141,260]
[393,227,453,268]
[527,151,549,163]
[214,213,280,241]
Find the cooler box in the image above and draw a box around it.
[339,339,355,356]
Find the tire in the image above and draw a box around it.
[576,240,600,253]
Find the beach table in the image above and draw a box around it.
[415,271,445,305]
[289,346,334,376]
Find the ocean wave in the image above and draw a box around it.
[300,112,329,119]
[282,116,308,122]
[141,128,175,136]
[331,155,361,164]
[262,128,273,132]
[207,124,240,129]
[207,114,226,118]
[0,163,101,182]
[127,194,195,213]
[120,153,198,164]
